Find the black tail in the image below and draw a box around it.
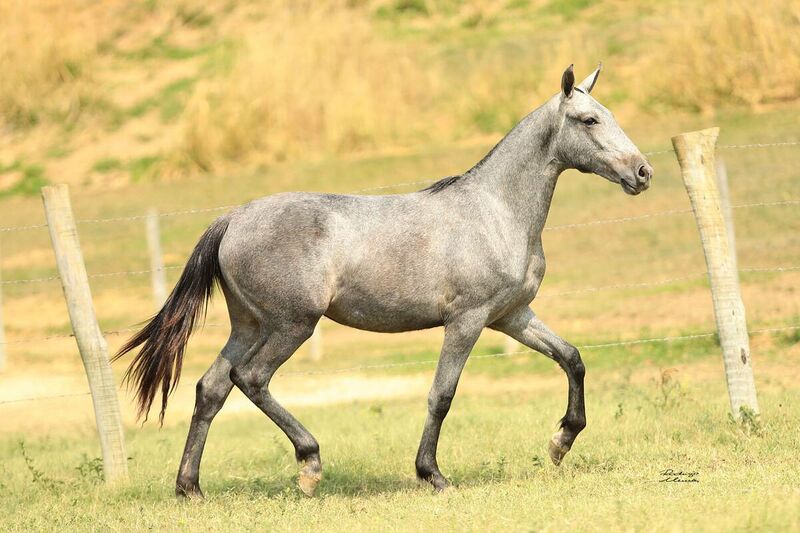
[113,216,230,424]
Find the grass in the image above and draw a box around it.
[0,3,798,528]
[1,348,799,531]
[0,104,797,380]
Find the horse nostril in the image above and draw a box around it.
[638,165,647,178]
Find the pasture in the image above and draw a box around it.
[1,1,799,531]
[1,105,799,530]
[2,343,799,531]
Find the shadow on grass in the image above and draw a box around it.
[203,455,615,500]
[208,468,425,499]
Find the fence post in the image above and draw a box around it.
[309,323,323,361]
[42,184,128,482]
[0,240,6,372]
[715,158,739,276]
[145,208,168,307]
[672,128,759,419]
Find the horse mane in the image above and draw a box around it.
[421,140,502,194]
[421,175,464,193]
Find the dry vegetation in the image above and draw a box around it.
[1,0,799,190]
[1,3,799,530]
[176,2,436,171]
[656,0,800,113]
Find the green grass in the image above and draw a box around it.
[0,160,49,198]
[1,354,798,531]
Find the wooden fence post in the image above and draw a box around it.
[715,158,739,277]
[309,323,323,361]
[0,240,6,373]
[145,208,168,307]
[672,128,759,419]
[42,184,128,482]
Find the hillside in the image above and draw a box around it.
[1,0,798,195]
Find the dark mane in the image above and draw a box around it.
[421,139,503,194]
[421,175,464,193]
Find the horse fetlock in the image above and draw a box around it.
[297,458,322,497]
[416,460,450,491]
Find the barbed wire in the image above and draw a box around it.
[642,140,800,158]
[0,222,48,234]
[2,261,798,314]
[537,273,707,297]
[740,266,800,273]
[540,265,800,298]
[2,323,798,406]
[0,392,92,405]
[545,198,799,232]
[2,261,798,345]
[2,195,798,287]
[719,141,800,150]
[0,138,797,234]
[0,324,226,346]
[0,265,184,286]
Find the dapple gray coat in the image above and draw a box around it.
[116,64,653,497]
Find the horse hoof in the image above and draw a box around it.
[548,433,571,466]
[298,465,322,497]
[176,484,205,500]
[437,483,456,495]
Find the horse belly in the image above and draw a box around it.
[325,284,442,333]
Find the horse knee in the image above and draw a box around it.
[194,377,226,415]
[229,366,265,396]
[428,390,455,419]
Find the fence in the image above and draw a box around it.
[0,133,798,482]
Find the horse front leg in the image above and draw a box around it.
[416,313,485,491]
[492,306,586,466]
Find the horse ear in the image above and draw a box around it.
[561,64,575,98]
[578,62,602,94]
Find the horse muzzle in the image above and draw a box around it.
[620,160,652,195]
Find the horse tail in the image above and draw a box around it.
[113,216,230,424]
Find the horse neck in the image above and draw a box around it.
[468,100,563,239]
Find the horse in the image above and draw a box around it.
[115,63,652,498]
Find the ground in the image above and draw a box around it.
[2,344,799,531]
[1,2,799,530]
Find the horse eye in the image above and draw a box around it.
[583,118,598,126]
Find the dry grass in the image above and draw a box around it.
[0,0,102,130]
[1,0,799,186]
[655,0,800,113]
[174,1,436,172]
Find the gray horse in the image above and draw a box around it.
[116,64,652,498]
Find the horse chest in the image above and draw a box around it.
[520,253,546,297]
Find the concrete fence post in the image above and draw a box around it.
[42,184,128,482]
[145,208,168,307]
[672,128,759,419]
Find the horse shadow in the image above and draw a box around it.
[209,468,426,500]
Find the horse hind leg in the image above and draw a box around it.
[229,320,322,496]
[175,329,261,499]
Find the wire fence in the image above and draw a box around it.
[1,198,798,287]
[1,140,798,235]
[2,323,798,406]
[0,137,798,408]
